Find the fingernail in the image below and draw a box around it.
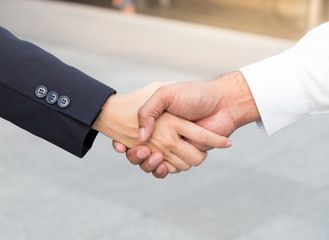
[137,149,148,159]
[225,141,232,148]
[149,155,160,168]
[156,167,163,175]
[139,128,146,142]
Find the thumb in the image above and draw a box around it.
[138,87,171,142]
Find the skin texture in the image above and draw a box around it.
[92,82,231,172]
[113,71,261,178]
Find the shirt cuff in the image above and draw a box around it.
[240,48,310,136]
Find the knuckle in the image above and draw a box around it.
[165,141,176,150]
[126,152,140,165]
[181,164,192,171]
[153,174,163,179]
[168,168,182,174]
[191,157,204,167]
[153,171,167,178]
[191,160,201,167]
[128,159,139,165]
[197,132,209,145]
[139,164,152,173]
[137,108,147,119]
[164,122,176,132]
[157,85,167,92]
[160,136,176,149]
[191,153,207,167]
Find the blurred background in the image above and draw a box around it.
[1,0,329,239]
[61,0,329,39]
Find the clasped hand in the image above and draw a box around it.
[94,72,259,178]
[93,81,232,177]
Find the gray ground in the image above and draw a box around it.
[1,0,329,239]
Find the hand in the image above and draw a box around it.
[113,71,260,178]
[93,82,231,174]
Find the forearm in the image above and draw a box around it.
[240,49,309,135]
[239,22,329,136]
[0,27,116,157]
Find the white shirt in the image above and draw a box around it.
[240,22,329,136]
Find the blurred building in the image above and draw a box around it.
[60,0,329,39]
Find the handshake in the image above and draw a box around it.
[93,71,260,178]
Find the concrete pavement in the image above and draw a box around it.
[1,0,329,239]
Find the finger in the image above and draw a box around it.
[152,163,169,178]
[164,152,191,171]
[171,139,208,167]
[139,152,164,173]
[126,145,152,165]
[112,141,127,153]
[184,138,213,152]
[138,87,171,142]
[176,119,232,149]
[163,161,181,174]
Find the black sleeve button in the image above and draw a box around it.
[35,85,48,98]
[58,96,70,109]
[46,91,59,105]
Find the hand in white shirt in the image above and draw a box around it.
[114,22,329,178]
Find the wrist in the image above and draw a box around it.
[92,94,138,146]
[213,71,260,129]
[92,93,118,135]
[92,82,170,148]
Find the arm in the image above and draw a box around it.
[0,27,231,166]
[119,23,329,177]
[138,22,329,142]
[0,27,115,157]
[240,22,329,135]
[118,22,329,178]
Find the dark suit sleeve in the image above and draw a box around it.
[0,27,116,157]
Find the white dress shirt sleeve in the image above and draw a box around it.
[240,22,329,136]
